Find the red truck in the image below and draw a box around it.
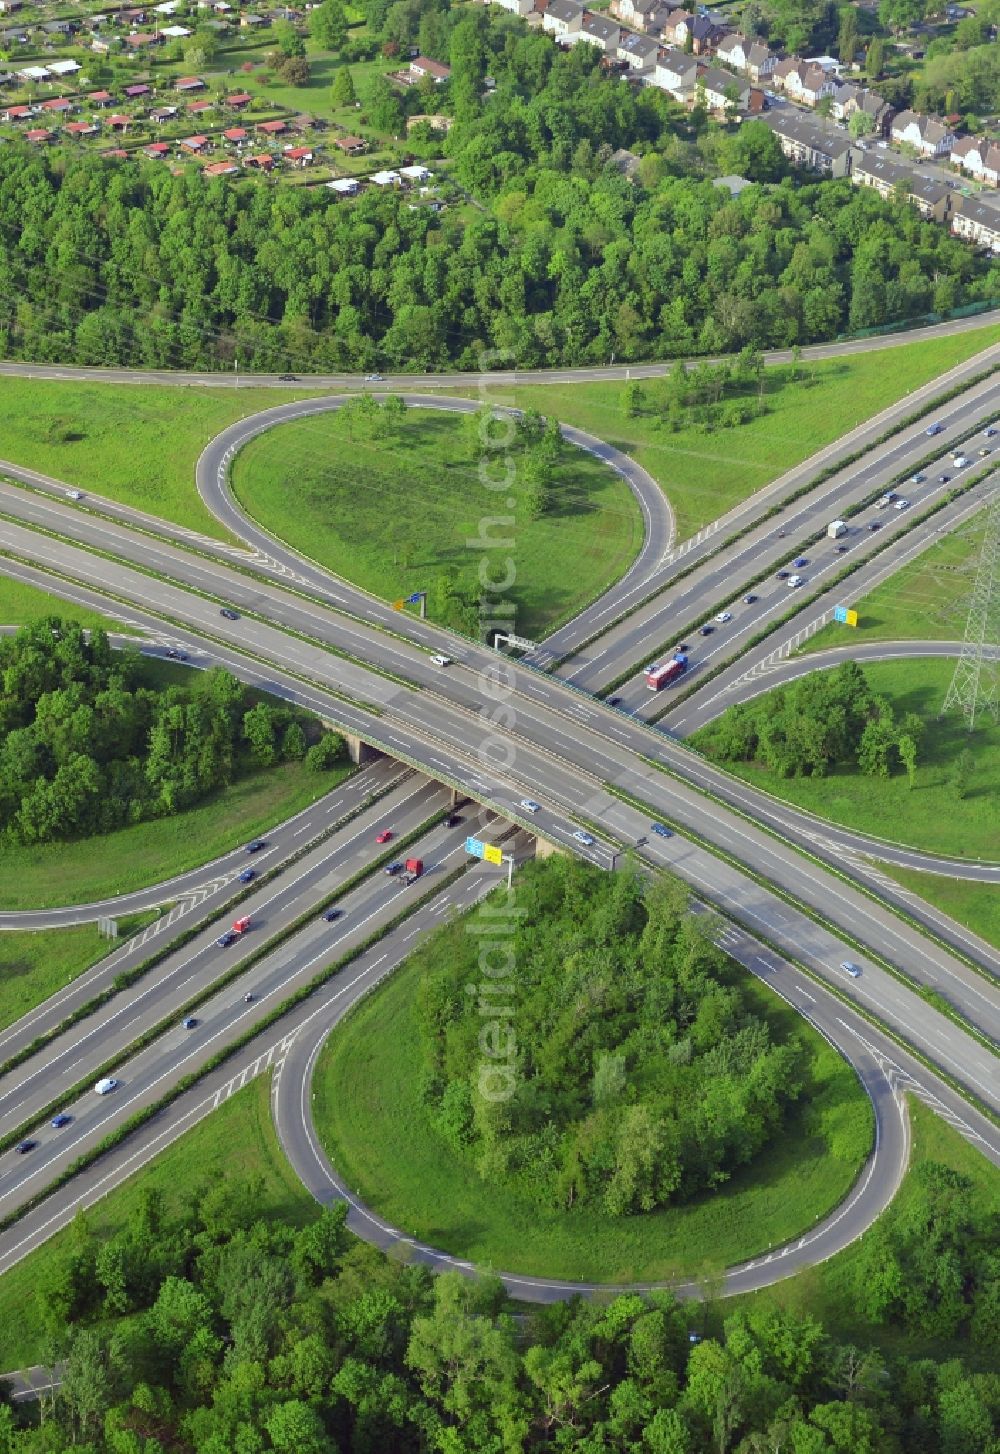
[232,915,252,934]
[404,858,423,885]
[645,653,688,690]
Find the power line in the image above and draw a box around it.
[941,481,999,731]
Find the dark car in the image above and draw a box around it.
[51,1113,72,1129]
[278,373,297,381]
[607,696,622,707]
[445,814,462,828]
[16,1140,36,1154]
[869,521,883,531]
[835,545,848,553]
[742,594,757,604]
[651,823,673,838]
[245,839,266,853]
[217,931,237,948]
[220,608,239,621]
[165,648,188,661]
[793,556,808,567]
[699,624,714,636]
[239,867,256,884]
[323,907,343,922]
[938,474,950,484]
[776,569,790,579]
[182,1016,198,1030]
[385,862,403,876]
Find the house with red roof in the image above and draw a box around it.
[283,144,312,165]
[25,128,53,143]
[65,120,99,136]
[223,126,248,144]
[204,159,238,175]
[106,113,133,130]
[243,152,274,169]
[124,31,162,48]
[257,118,287,136]
[1,104,32,121]
[144,140,170,157]
[175,75,205,91]
[227,92,252,108]
[179,133,209,151]
[88,90,114,106]
[188,98,213,114]
[41,97,73,113]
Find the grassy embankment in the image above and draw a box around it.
[231,407,644,640]
[692,658,998,862]
[310,937,872,1285]
[493,323,1000,539]
[0,914,159,1034]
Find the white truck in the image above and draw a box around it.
[827,520,848,538]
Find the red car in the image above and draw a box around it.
[376,830,393,844]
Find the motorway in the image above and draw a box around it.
[0,328,998,1297]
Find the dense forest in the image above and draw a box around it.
[694,661,925,781]
[4,1162,998,1452]
[0,620,342,843]
[415,861,804,1215]
[1,12,996,372]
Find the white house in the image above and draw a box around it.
[652,46,698,100]
[890,110,955,157]
[327,177,359,195]
[716,33,774,84]
[617,30,659,69]
[951,195,1000,252]
[487,0,534,13]
[573,13,620,52]
[950,136,1000,187]
[698,65,750,112]
[542,0,584,39]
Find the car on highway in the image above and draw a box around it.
[869,521,883,531]
[520,798,541,813]
[66,490,83,501]
[925,422,944,435]
[608,696,622,707]
[365,373,385,382]
[742,594,757,604]
[220,608,239,621]
[51,1113,72,1128]
[182,1017,198,1030]
[715,611,732,623]
[893,499,910,511]
[94,1077,120,1095]
[445,813,463,827]
[573,830,595,846]
[376,829,393,843]
[840,960,862,979]
[165,648,189,661]
[835,544,848,553]
[217,930,237,947]
[16,1140,36,1154]
[323,907,343,921]
[430,653,452,667]
[385,862,403,875]
[979,447,992,457]
[787,574,803,587]
[952,455,969,469]
[909,473,926,484]
[278,373,297,381]
[938,474,950,483]
[793,556,808,567]
[984,425,997,437]
[699,624,714,635]
[650,822,673,838]
[246,839,266,853]
[776,569,789,579]
[239,867,256,884]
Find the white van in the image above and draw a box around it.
[430,654,452,667]
[94,1077,120,1095]
[787,574,802,588]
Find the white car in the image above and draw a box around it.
[715,611,732,623]
[909,474,925,485]
[952,456,969,469]
[893,499,909,511]
[520,798,541,814]
[573,830,595,846]
[66,489,83,501]
[430,654,452,667]
[840,961,862,979]
[94,1077,120,1095]
[787,574,802,587]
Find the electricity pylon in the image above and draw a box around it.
[942,485,1000,731]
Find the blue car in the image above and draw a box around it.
[51,1113,72,1129]
[793,556,808,567]
[239,867,256,884]
[651,823,673,838]
[925,422,943,435]
[245,840,266,853]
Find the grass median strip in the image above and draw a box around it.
[0,858,472,1242]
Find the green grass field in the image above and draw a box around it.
[312,941,872,1285]
[730,1098,1000,1366]
[804,509,986,654]
[230,406,644,638]
[0,914,159,1035]
[0,755,348,912]
[693,658,999,860]
[0,1075,317,1369]
[0,573,124,635]
[877,865,1000,951]
[496,324,1000,540]
[0,381,323,540]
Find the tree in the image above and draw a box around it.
[365,71,405,135]
[622,381,646,417]
[331,64,356,107]
[839,6,859,64]
[273,18,306,57]
[310,0,348,50]
[282,721,307,760]
[865,36,885,76]
[279,54,311,85]
[849,108,875,138]
[242,701,279,766]
[898,732,918,789]
[951,747,975,800]
[305,732,346,770]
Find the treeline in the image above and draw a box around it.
[623,350,773,432]
[695,661,925,781]
[0,620,342,844]
[1,13,996,373]
[415,861,804,1215]
[5,1167,998,1452]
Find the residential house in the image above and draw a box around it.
[18,65,51,82]
[124,83,152,98]
[575,13,620,52]
[91,35,119,52]
[243,152,274,169]
[24,127,52,142]
[950,195,1000,252]
[204,160,238,174]
[542,0,584,40]
[175,75,205,91]
[143,140,170,157]
[697,66,750,112]
[41,18,74,35]
[334,134,366,153]
[223,125,248,144]
[327,176,359,194]
[283,144,312,165]
[763,110,854,175]
[409,55,450,82]
[257,118,287,136]
[369,168,401,185]
[124,31,163,49]
[48,59,82,77]
[149,105,178,121]
[101,147,129,158]
[617,30,658,69]
[716,33,774,83]
[890,109,955,157]
[0,103,30,120]
[240,11,269,24]
[161,24,192,37]
[950,135,1000,187]
[852,152,951,221]
[652,46,698,100]
[179,133,209,152]
[773,58,833,106]
[227,91,252,108]
[488,0,534,14]
[611,0,664,29]
[188,99,214,115]
[105,113,133,130]
[661,8,721,53]
[64,120,98,137]
[87,91,115,106]
[0,2,23,14]
[714,173,754,196]
[40,97,73,115]
[400,162,431,182]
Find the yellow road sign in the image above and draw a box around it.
[845,609,858,627]
[483,843,503,866]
